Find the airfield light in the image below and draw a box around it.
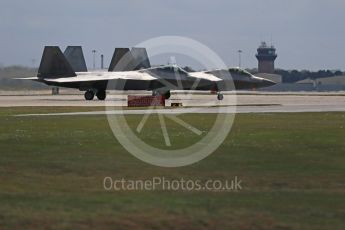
[92,50,97,70]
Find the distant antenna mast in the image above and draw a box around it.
[31,59,36,67]
[101,54,104,69]
[238,50,242,68]
[92,50,97,70]
[168,56,177,65]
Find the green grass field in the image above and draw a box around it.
[0,107,344,229]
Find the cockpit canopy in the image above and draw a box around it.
[228,68,252,77]
[145,65,189,76]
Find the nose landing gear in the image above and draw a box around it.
[217,93,224,101]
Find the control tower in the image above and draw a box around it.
[256,42,277,73]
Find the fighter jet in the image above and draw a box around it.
[17,46,275,101]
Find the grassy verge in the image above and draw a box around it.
[0,107,344,229]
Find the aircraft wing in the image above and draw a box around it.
[13,77,40,80]
[43,71,157,83]
[188,72,222,82]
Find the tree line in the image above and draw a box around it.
[0,66,48,90]
[274,69,344,83]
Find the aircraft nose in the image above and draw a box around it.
[260,78,276,88]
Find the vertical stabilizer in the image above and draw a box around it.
[37,46,76,79]
[131,47,151,70]
[108,48,134,72]
[64,46,88,72]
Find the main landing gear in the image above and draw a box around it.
[84,90,106,101]
[84,90,94,101]
[96,90,106,100]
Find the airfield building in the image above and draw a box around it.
[256,42,277,74]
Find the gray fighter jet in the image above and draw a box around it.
[17,46,275,101]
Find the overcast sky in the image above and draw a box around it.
[0,0,344,70]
